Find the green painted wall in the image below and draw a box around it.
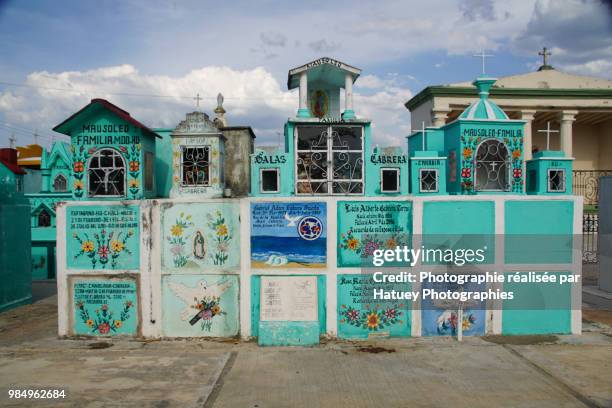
[0,164,32,311]
[502,271,572,335]
[153,128,173,198]
[505,200,574,264]
[422,201,495,264]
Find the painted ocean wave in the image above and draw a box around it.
[251,236,326,264]
[251,251,326,264]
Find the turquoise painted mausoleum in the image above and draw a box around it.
[45,57,580,345]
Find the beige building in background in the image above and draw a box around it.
[405,67,612,173]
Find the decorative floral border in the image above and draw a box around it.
[72,228,134,269]
[340,303,404,331]
[75,300,133,335]
[459,135,523,194]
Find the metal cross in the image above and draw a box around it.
[539,47,551,66]
[537,121,559,150]
[411,121,434,151]
[193,93,202,108]
[473,49,493,75]
[8,133,16,148]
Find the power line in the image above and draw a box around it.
[0,80,295,100]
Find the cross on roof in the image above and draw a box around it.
[539,47,551,66]
[473,49,493,75]
[8,133,16,148]
[193,93,202,108]
[411,121,435,151]
[537,121,559,150]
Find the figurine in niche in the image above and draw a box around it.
[193,231,206,259]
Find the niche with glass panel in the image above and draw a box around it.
[181,146,210,186]
[37,208,51,227]
[87,148,126,197]
[474,139,510,192]
[547,169,566,192]
[295,125,363,195]
[419,169,438,193]
[53,174,67,192]
[260,168,279,193]
[380,168,400,193]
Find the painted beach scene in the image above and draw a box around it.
[251,202,326,268]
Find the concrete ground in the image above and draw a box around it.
[0,296,611,408]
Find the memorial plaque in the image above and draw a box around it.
[337,274,410,338]
[251,202,326,269]
[337,201,412,267]
[67,205,140,270]
[72,278,138,336]
[260,276,318,321]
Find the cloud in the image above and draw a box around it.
[512,0,612,77]
[0,65,412,149]
[308,39,340,53]
[260,31,287,47]
[459,0,496,21]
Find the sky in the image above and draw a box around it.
[0,0,611,149]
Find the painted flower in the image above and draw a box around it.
[97,245,109,258]
[216,224,228,237]
[125,301,133,308]
[347,238,359,251]
[170,244,183,256]
[196,303,204,310]
[385,238,397,249]
[88,147,96,155]
[211,305,221,316]
[76,300,84,309]
[110,240,124,252]
[462,318,471,330]
[513,168,522,178]
[461,168,471,179]
[86,319,94,328]
[73,161,84,173]
[98,323,111,334]
[384,308,397,319]
[101,304,108,311]
[171,224,183,237]
[81,241,94,252]
[346,309,360,322]
[217,242,229,253]
[129,179,139,188]
[114,320,122,328]
[120,146,128,152]
[366,312,380,329]
[73,180,84,190]
[462,147,473,159]
[363,241,379,257]
[512,149,521,159]
[202,310,213,320]
[129,161,140,172]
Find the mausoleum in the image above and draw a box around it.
[54,57,583,346]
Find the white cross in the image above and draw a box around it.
[537,121,559,150]
[473,49,493,75]
[489,162,498,172]
[411,121,435,151]
[8,133,16,148]
[193,93,202,108]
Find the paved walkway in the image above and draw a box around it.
[0,296,611,408]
